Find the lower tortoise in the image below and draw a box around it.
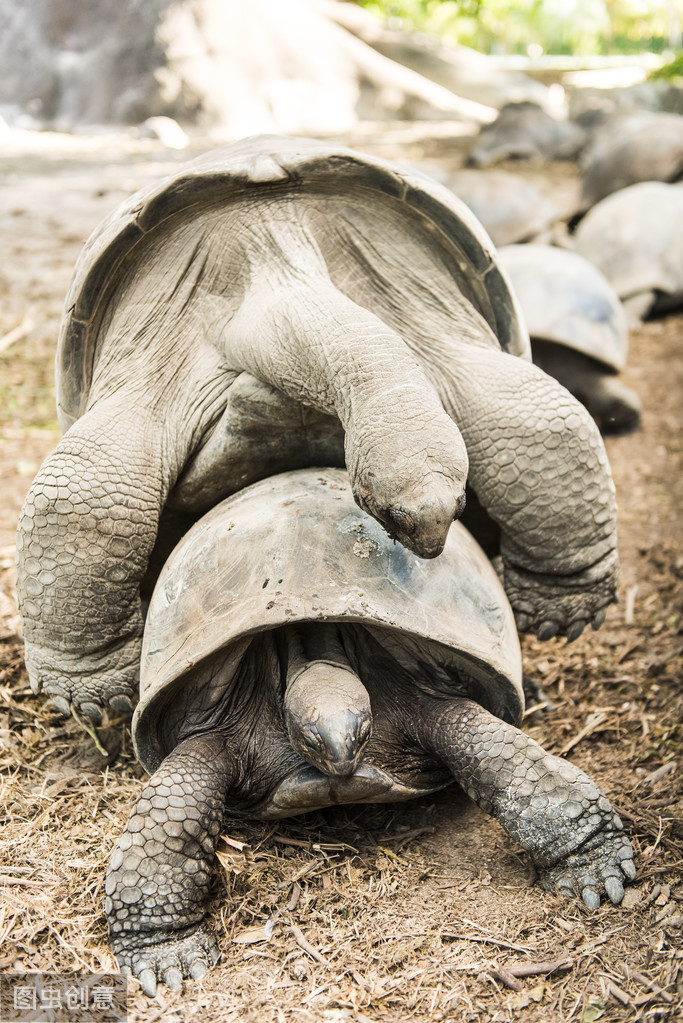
[107,469,635,995]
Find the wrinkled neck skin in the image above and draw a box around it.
[94,188,478,557]
[96,187,615,584]
[154,624,460,818]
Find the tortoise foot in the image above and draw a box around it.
[539,822,636,909]
[502,553,618,642]
[24,640,138,724]
[114,926,220,996]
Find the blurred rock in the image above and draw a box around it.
[0,0,496,136]
[134,116,189,149]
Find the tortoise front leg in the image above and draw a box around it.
[436,346,619,640]
[16,362,222,722]
[417,699,636,908]
[106,734,235,995]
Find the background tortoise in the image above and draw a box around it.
[441,168,562,247]
[466,101,586,167]
[574,181,683,322]
[578,110,683,212]
[499,243,642,435]
[16,135,619,725]
[107,468,635,994]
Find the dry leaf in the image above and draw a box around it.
[529,981,545,1002]
[621,888,642,910]
[508,990,531,1010]
[233,924,271,945]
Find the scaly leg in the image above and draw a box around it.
[417,698,635,907]
[106,733,235,995]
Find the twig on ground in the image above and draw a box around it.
[289,923,330,966]
[489,956,573,991]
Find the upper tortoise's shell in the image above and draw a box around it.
[57,134,529,432]
[499,243,628,371]
[134,469,523,773]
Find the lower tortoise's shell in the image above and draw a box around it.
[134,469,523,774]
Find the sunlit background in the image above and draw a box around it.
[359,0,683,56]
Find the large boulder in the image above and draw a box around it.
[0,0,494,134]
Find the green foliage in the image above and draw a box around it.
[648,50,683,78]
[355,0,683,55]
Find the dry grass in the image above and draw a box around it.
[0,139,681,1022]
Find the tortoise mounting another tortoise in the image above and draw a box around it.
[106,469,635,994]
[16,135,619,726]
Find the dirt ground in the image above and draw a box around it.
[0,125,681,1023]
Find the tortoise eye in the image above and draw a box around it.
[301,727,325,753]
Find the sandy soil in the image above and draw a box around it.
[0,126,681,1023]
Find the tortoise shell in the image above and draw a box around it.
[499,243,628,371]
[574,181,683,313]
[446,169,561,247]
[134,468,523,774]
[57,134,529,431]
[579,111,683,210]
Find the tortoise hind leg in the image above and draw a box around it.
[415,698,636,908]
[16,386,210,723]
[106,733,235,995]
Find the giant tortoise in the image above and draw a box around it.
[467,101,586,167]
[16,135,619,723]
[442,168,563,247]
[106,468,635,994]
[578,110,683,211]
[499,243,641,435]
[574,180,683,321]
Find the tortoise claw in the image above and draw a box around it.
[49,696,71,717]
[515,612,531,633]
[581,887,601,910]
[138,969,157,998]
[566,618,588,642]
[605,876,625,904]
[79,701,103,725]
[163,967,183,991]
[190,960,208,981]
[621,857,637,881]
[591,608,607,630]
[109,694,134,714]
[537,620,559,641]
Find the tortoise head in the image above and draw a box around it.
[284,660,372,777]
